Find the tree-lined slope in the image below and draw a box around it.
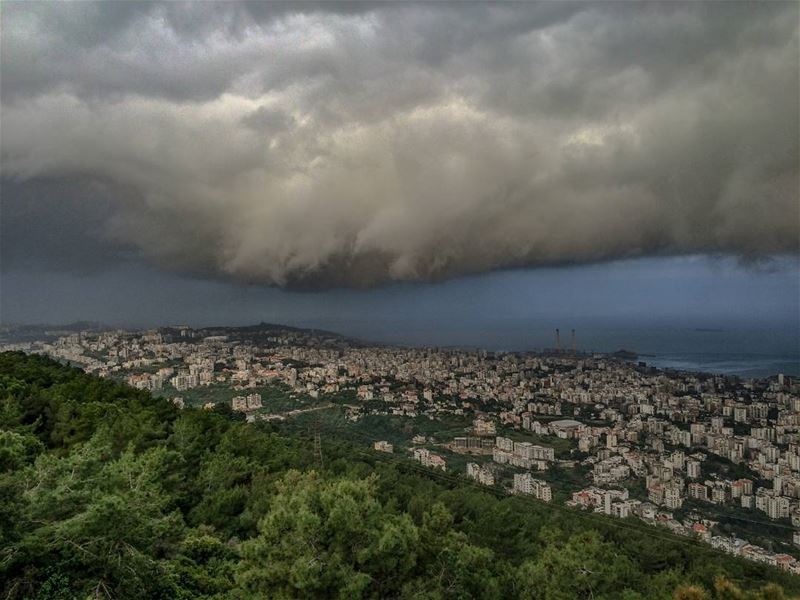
[0,352,795,599]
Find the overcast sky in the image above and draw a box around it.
[1,1,798,330]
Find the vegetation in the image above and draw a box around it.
[497,426,575,458]
[0,352,796,599]
[701,451,763,483]
[679,500,796,557]
[155,380,314,413]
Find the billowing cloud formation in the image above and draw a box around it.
[1,2,798,288]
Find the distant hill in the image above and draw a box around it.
[0,321,110,343]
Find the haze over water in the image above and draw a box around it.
[298,316,799,379]
[3,256,798,378]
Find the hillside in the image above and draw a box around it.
[0,351,795,599]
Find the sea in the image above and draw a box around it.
[298,316,800,379]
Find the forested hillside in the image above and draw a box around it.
[0,352,795,599]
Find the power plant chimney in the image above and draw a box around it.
[571,329,576,353]
[555,328,561,352]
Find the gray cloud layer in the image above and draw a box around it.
[1,2,798,288]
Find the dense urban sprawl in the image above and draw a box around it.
[4,323,799,573]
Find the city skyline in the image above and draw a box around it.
[5,320,800,575]
[1,2,800,596]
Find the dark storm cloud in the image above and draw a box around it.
[0,178,142,274]
[1,1,797,288]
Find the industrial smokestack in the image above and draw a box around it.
[555,328,561,352]
[571,329,576,353]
